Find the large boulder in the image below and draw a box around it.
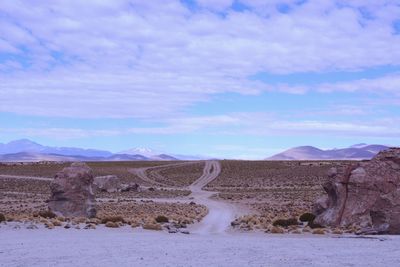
[93,175,120,193]
[313,148,400,234]
[48,162,96,218]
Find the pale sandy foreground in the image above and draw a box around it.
[1,227,400,267]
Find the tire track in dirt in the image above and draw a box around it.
[128,162,196,187]
[0,175,53,181]
[189,161,238,235]
[129,160,241,234]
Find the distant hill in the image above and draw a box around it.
[119,147,207,161]
[0,139,112,158]
[0,139,203,162]
[267,144,390,160]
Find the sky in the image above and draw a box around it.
[0,0,400,159]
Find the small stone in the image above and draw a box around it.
[26,224,38,230]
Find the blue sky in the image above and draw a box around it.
[0,0,400,159]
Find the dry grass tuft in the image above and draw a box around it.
[143,223,162,231]
[105,221,119,228]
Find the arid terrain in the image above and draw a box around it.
[2,158,400,267]
[1,159,355,234]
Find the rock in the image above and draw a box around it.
[93,175,121,193]
[48,162,96,218]
[120,183,139,192]
[168,229,178,234]
[313,148,400,234]
[180,230,190,234]
[84,223,96,230]
[26,224,38,230]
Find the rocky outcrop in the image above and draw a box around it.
[93,175,120,193]
[120,182,139,192]
[93,175,139,193]
[313,148,400,234]
[48,162,96,218]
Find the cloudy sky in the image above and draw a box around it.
[1,0,400,159]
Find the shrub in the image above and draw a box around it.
[0,213,5,222]
[332,229,343,235]
[52,219,63,227]
[155,215,169,223]
[272,218,298,228]
[143,223,162,231]
[270,226,285,234]
[312,228,325,235]
[101,216,125,224]
[105,221,119,228]
[39,210,56,219]
[299,213,316,223]
[308,221,324,229]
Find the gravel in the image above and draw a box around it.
[1,226,399,267]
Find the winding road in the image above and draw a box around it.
[129,162,196,187]
[188,161,237,234]
[129,160,239,234]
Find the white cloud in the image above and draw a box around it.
[0,0,399,118]
[196,0,234,11]
[316,73,400,95]
[3,112,399,139]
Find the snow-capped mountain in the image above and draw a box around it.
[0,139,206,162]
[118,147,205,160]
[118,147,162,157]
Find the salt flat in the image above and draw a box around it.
[1,227,399,267]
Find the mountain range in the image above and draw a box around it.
[267,144,390,160]
[0,139,202,162]
[0,139,393,162]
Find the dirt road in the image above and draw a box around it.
[128,162,196,187]
[129,160,241,234]
[0,175,52,181]
[189,161,238,234]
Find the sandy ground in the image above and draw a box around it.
[1,226,399,267]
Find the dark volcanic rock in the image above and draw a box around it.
[48,162,96,218]
[313,148,400,234]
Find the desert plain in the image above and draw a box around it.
[1,159,400,266]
